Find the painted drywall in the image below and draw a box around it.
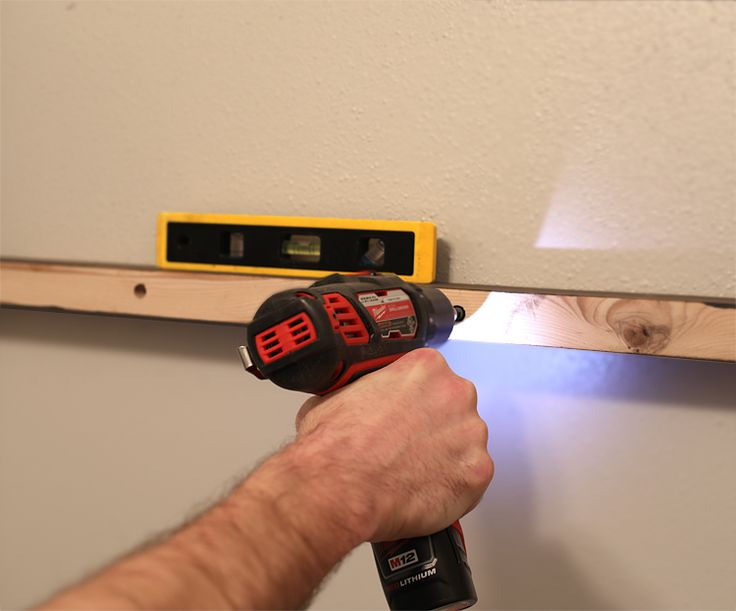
[1,309,735,609]
[1,1,735,296]
[1,3,735,610]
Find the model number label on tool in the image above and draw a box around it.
[387,549,419,572]
[358,289,417,339]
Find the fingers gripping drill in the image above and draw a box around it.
[239,273,477,610]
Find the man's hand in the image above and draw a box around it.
[294,347,493,542]
[39,349,493,610]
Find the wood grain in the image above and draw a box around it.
[1,260,733,361]
[450,292,735,361]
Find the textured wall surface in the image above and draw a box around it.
[1,309,735,609]
[2,4,736,610]
[2,1,735,296]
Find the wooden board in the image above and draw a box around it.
[1,260,733,362]
[450,291,735,362]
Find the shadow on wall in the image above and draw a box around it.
[442,339,736,411]
[462,395,619,610]
[0,307,246,363]
[2,308,732,412]
[435,238,452,283]
[440,340,735,609]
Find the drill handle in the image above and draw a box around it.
[371,521,477,610]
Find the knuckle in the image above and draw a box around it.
[459,377,477,403]
[480,415,489,436]
[473,417,489,446]
[461,416,488,447]
[413,347,447,368]
[468,452,494,491]
[450,376,476,406]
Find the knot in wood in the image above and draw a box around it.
[606,299,673,355]
[617,317,671,353]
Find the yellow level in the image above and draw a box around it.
[156,212,437,283]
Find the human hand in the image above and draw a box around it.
[292,348,493,543]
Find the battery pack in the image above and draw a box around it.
[156,213,437,283]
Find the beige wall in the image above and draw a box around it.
[1,0,735,296]
[2,2,736,610]
[1,308,735,609]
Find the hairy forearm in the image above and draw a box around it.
[39,350,493,609]
[42,431,373,610]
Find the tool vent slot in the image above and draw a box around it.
[255,312,317,364]
[322,293,369,345]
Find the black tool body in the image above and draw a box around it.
[242,273,477,610]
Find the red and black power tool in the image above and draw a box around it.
[238,273,477,611]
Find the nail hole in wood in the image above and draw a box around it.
[134,283,147,298]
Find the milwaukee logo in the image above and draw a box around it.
[399,567,437,587]
[387,549,418,572]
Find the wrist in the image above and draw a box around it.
[170,432,378,609]
[247,430,378,555]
